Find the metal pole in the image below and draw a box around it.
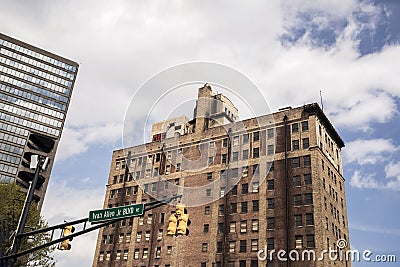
[9,155,44,265]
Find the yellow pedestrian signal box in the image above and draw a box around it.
[59,225,75,250]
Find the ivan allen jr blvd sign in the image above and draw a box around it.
[89,203,144,223]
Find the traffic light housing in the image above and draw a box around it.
[59,225,75,250]
[167,213,178,236]
[176,204,191,236]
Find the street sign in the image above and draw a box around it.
[89,203,144,223]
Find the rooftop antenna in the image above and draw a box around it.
[319,90,324,111]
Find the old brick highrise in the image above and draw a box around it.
[93,85,350,267]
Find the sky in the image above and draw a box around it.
[1,0,399,266]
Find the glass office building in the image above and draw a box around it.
[0,33,79,208]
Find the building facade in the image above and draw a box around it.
[0,33,79,208]
[93,85,350,267]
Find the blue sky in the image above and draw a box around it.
[1,0,399,266]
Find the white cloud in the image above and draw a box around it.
[343,138,398,165]
[385,161,400,178]
[350,170,381,189]
[56,123,123,162]
[350,169,400,191]
[41,179,105,267]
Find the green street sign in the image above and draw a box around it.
[89,203,144,223]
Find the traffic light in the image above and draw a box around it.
[167,213,178,236]
[176,204,191,236]
[59,225,75,250]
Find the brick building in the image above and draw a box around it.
[92,85,350,267]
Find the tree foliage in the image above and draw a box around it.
[0,183,56,267]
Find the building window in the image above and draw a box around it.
[233,151,239,161]
[147,214,153,224]
[233,136,239,146]
[232,168,239,178]
[230,222,236,233]
[295,214,302,226]
[267,144,274,155]
[206,189,211,197]
[155,247,161,258]
[242,183,248,194]
[229,241,236,253]
[208,157,214,165]
[251,239,258,251]
[232,185,237,195]
[252,219,259,231]
[252,182,259,193]
[252,164,259,175]
[142,248,148,259]
[304,193,313,205]
[241,202,248,213]
[202,243,208,252]
[267,238,274,250]
[253,131,259,142]
[267,180,274,190]
[293,175,301,186]
[267,161,274,171]
[205,206,210,215]
[240,221,247,233]
[118,234,124,243]
[267,198,275,209]
[306,235,315,247]
[243,133,249,143]
[145,231,150,241]
[253,147,259,158]
[240,240,247,252]
[217,242,223,253]
[158,229,163,240]
[218,223,224,234]
[292,157,300,168]
[231,203,237,214]
[242,149,249,160]
[292,123,298,133]
[239,261,246,267]
[267,128,274,139]
[292,140,299,150]
[201,263,206,267]
[301,121,309,131]
[252,200,259,212]
[204,224,209,233]
[303,138,310,149]
[304,174,312,185]
[223,138,228,147]
[295,235,303,249]
[134,249,139,259]
[207,172,212,180]
[222,154,227,164]
[294,195,302,206]
[304,155,311,167]
[167,246,172,255]
[305,213,314,226]
[219,205,225,216]
[126,233,131,243]
[267,217,275,229]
